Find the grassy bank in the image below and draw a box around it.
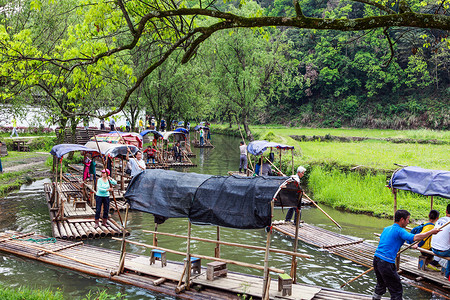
[212,124,448,220]
[0,151,51,196]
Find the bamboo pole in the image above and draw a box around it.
[8,238,107,270]
[185,221,192,290]
[59,159,63,220]
[117,204,129,274]
[262,201,274,298]
[263,156,284,176]
[215,226,220,258]
[290,191,302,283]
[340,267,373,288]
[93,135,123,226]
[111,237,286,273]
[0,232,35,244]
[142,230,310,258]
[303,193,342,229]
[153,223,158,247]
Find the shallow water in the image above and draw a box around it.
[0,134,440,299]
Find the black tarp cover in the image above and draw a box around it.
[124,170,298,229]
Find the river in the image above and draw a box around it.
[0,134,437,299]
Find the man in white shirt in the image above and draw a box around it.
[285,166,306,223]
[431,204,450,278]
[239,141,247,173]
[126,150,146,177]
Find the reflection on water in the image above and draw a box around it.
[0,134,437,299]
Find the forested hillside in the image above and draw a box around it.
[258,0,450,129]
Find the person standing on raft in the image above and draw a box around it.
[94,169,117,228]
[239,141,247,174]
[284,166,306,223]
[372,209,440,300]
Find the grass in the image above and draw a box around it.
[249,125,450,142]
[0,285,63,300]
[308,166,446,220]
[0,285,126,300]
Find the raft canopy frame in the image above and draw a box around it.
[122,169,305,298]
[89,131,143,148]
[388,166,450,214]
[247,140,296,176]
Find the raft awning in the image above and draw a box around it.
[90,131,143,148]
[247,140,295,156]
[194,125,209,131]
[162,131,186,140]
[389,166,450,199]
[175,128,189,134]
[50,144,100,158]
[140,130,163,139]
[124,169,300,229]
[84,141,139,158]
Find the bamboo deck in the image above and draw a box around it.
[0,231,381,299]
[273,223,450,290]
[44,183,128,240]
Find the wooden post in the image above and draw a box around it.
[185,221,192,290]
[215,226,220,258]
[290,191,302,283]
[262,201,274,298]
[121,158,124,191]
[59,158,63,220]
[117,204,129,274]
[430,196,434,210]
[393,188,397,218]
[279,149,282,173]
[153,223,158,247]
[291,149,294,175]
[259,156,262,176]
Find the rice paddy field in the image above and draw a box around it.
[213,124,449,221]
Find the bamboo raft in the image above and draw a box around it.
[167,162,197,168]
[44,183,128,240]
[273,223,450,291]
[0,231,382,299]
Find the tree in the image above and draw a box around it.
[0,0,447,121]
[202,21,281,140]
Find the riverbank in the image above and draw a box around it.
[0,151,52,196]
[211,124,449,220]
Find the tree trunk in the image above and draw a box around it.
[242,118,254,142]
[68,117,77,160]
[56,118,68,144]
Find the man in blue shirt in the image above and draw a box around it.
[373,209,440,300]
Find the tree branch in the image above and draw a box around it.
[382,27,395,68]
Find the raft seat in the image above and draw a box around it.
[150,249,167,267]
[206,261,227,281]
[278,273,292,296]
[184,257,201,275]
[73,201,87,210]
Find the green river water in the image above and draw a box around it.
[0,134,441,299]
